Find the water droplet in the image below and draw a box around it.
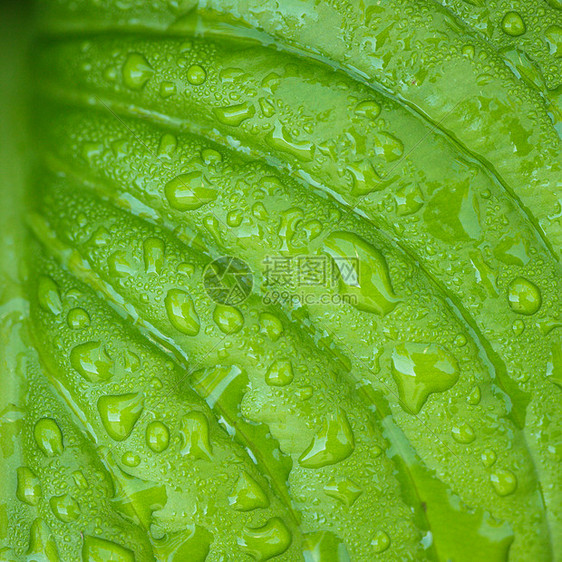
[38,276,62,315]
[67,307,90,330]
[165,172,217,211]
[122,451,140,467]
[265,359,294,387]
[146,421,170,453]
[159,80,176,98]
[143,237,165,274]
[152,527,213,561]
[70,341,114,383]
[237,517,292,561]
[266,124,315,162]
[82,536,134,562]
[201,148,222,164]
[371,530,391,553]
[50,494,80,523]
[227,210,244,227]
[299,409,355,469]
[346,159,382,196]
[373,132,403,162]
[259,313,284,341]
[180,411,213,461]
[323,477,362,507]
[213,102,255,126]
[545,25,562,56]
[451,422,476,444]
[391,343,460,414]
[108,250,136,278]
[303,530,349,561]
[324,232,398,315]
[157,133,177,159]
[16,467,41,505]
[545,345,562,389]
[97,393,144,441]
[355,100,381,120]
[508,277,541,315]
[165,289,201,336]
[27,519,59,561]
[394,183,425,216]
[501,12,526,36]
[512,319,525,336]
[228,472,270,511]
[481,449,497,468]
[122,53,153,89]
[467,386,481,405]
[490,469,518,496]
[187,64,207,85]
[494,234,531,266]
[259,97,276,117]
[213,305,244,334]
[34,418,64,457]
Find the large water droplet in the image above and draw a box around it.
[394,183,424,216]
[303,530,350,561]
[122,53,153,89]
[165,289,200,336]
[354,100,381,120]
[82,536,134,561]
[108,250,136,278]
[213,102,255,126]
[490,469,518,496]
[67,307,90,330]
[266,124,315,162]
[346,159,382,196]
[299,409,355,469]
[16,467,41,506]
[501,12,526,36]
[34,418,64,457]
[143,237,165,274]
[265,359,294,387]
[371,530,391,553]
[27,519,59,561]
[146,421,170,453]
[213,305,244,334]
[391,343,460,414]
[324,232,398,315]
[187,64,207,85]
[38,276,62,316]
[50,494,80,523]
[97,393,144,441]
[323,477,362,507]
[259,313,284,341]
[237,517,292,560]
[451,422,476,444]
[373,132,403,162]
[70,341,114,383]
[165,172,217,211]
[180,411,213,461]
[228,472,270,511]
[507,277,541,315]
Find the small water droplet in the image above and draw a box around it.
[371,530,391,553]
[67,307,90,330]
[373,132,403,162]
[451,422,476,444]
[394,183,424,216]
[143,237,165,274]
[481,449,497,468]
[214,102,255,126]
[157,133,177,158]
[355,99,381,120]
[159,80,176,98]
[259,313,284,341]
